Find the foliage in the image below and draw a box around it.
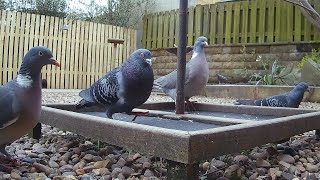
[250,60,293,85]
[68,0,155,29]
[297,48,320,69]
[6,0,69,18]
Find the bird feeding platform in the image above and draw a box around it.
[39,102,320,179]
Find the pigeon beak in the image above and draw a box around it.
[204,42,209,47]
[49,57,60,67]
[146,58,152,66]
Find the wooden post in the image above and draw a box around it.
[167,161,199,180]
[176,0,188,114]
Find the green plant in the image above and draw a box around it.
[250,60,293,85]
[297,48,320,69]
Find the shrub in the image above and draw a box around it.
[297,48,320,69]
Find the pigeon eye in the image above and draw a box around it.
[140,53,144,58]
[38,51,43,56]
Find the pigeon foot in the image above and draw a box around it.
[186,100,197,112]
[130,111,149,121]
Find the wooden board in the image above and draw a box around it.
[41,102,320,164]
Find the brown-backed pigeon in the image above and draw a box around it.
[235,82,310,108]
[0,46,60,166]
[76,49,154,121]
[153,36,209,108]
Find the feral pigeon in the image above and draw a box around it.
[0,46,60,165]
[217,73,228,84]
[235,82,310,108]
[153,36,209,107]
[76,49,154,120]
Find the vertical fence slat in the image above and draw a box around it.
[0,10,7,84]
[267,0,275,42]
[203,5,210,39]
[107,25,112,73]
[98,24,104,79]
[74,21,80,89]
[91,23,97,84]
[241,1,249,43]
[233,2,240,44]
[294,4,302,42]
[51,17,60,88]
[146,15,152,49]
[188,7,195,46]
[13,12,20,78]
[69,20,77,89]
[217,3,224,44]
[142,16,147,48]
[280,0,287,41]
[39,15,46,79]
[78,21,85,89]
[8,11,16,82]
[3,11,11,84]
[250,0,257,43]
[59,19,66,89]
[195,5,203,39]
[33,14,40,46]
[157,13,163,48]
[55,18,63,89]
[96,23,102,79]
[163,12,169,48]
[18,12,26,78]
[286,2,293,42]
[225,3,232,44]
[209,4,217,45]
[168,10,175,47]
[174,10,179,45]
[258,0,266,43]
[86,22,93,87]
[152,14,158,49]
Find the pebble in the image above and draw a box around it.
[304,163,319,172]
[49,160,60,168]
[10,172,21,180]
[256,158,271,168]
[33,162,53,175]
[278,154,295,164]
[210,159,226,169]
[83,154,94,162]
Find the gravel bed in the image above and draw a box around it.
[1,91,320,180]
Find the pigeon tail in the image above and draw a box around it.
[235,99,256,105]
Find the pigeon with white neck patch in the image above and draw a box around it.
[153,36,209,109]
[0,46,60,166]
[235,82,310,108]
[76,49,154,121]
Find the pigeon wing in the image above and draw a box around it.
[0,83,20,129]
[154,65,190,90]
[90,67,121,105]
[263,94,289,107]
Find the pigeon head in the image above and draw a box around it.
[194,36,208,52]
[19,46,60,76]
[294,82,310,92]
[130,49,153,66]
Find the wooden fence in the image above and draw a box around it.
[142,0,320,49]
[0,10,137,89]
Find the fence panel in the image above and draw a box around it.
[0,10,137,89]
[142,0,320,49]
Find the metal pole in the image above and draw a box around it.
[176,0,188,114]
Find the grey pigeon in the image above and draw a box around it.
[217,73,228,84]
[76,49,154,120]
[235,82,310,108]
[0,46,59,165]
[153,36,209,107]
